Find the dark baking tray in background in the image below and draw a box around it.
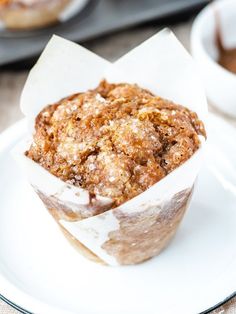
[0,0,210,67]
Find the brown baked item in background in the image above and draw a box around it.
[0,0,71,30]
[26,80,206,220]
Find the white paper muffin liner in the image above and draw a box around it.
[13,29,208,265]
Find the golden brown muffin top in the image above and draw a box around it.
[26,80,206,208]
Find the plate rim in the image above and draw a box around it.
[1,291,236,314]
[0,116,236,314]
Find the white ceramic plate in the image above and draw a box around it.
[0,114,235,314]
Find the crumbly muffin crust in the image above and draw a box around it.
[26,80,206,208]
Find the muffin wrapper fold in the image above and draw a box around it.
[14,29,208,265]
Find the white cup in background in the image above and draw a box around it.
[191,0,236,117]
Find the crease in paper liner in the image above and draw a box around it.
[15,28,208,265]
[20,35,110,133]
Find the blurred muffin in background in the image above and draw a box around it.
[0,0,71,30]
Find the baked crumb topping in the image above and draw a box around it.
[26,80,206,208]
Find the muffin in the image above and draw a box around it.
[0,0,71,29]
[25,80,206,264]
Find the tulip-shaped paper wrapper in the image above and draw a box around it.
[14,29,207,265]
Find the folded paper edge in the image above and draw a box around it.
[12,135,206,219]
